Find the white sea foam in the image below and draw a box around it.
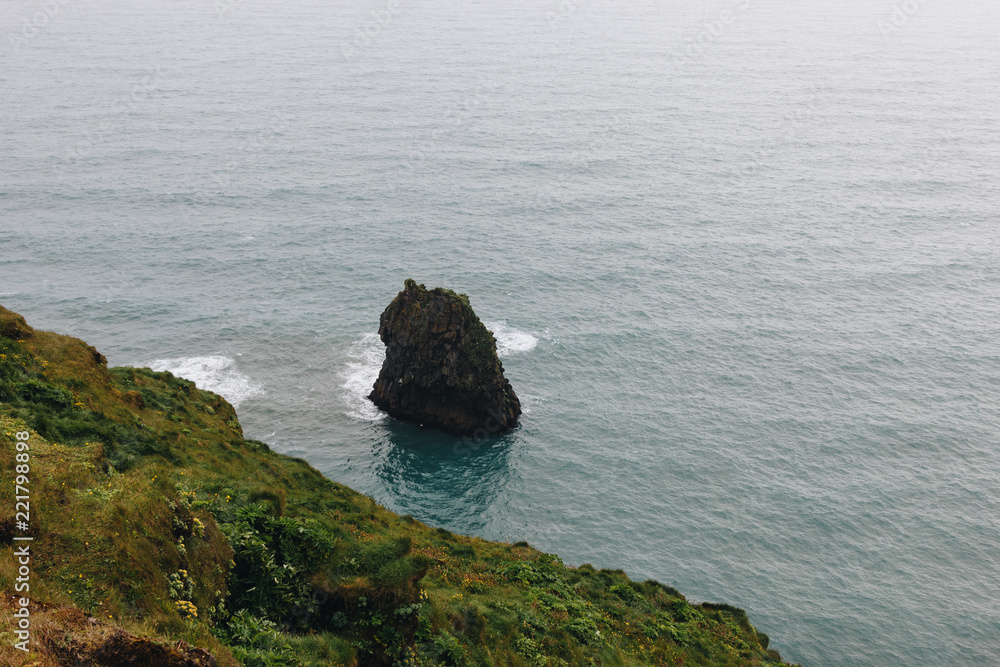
[484,321,538,357]
[341,333,387,421]
[147,355,264,408]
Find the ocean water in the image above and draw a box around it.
[2,0,999,663]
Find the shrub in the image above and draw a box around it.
[426,631,467,666]
[669,600,700,623]
[220,611,286,650]
[218,611,299,667]
[17,379,73,409]
[350,536,412,576]
[610,583,643,605]
[372,554,432,589]
[514,635,547,666]
[562,616,600,644]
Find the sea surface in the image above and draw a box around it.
[2,0,999,663]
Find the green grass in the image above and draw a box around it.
[0,305,797,667]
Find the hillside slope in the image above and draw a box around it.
[0,306,797,666]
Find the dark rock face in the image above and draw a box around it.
[368,279,521,436]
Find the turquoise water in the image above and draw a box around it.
[3,0,1000,663]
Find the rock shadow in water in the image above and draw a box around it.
[371,418,515,534]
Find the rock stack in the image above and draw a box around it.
[368,279,521,436]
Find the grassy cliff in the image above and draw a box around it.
[0,306,797,667]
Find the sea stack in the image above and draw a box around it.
[368,279,521,436]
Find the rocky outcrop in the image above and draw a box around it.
[368,279,521,436]
[33,605,217,667]
[0,305,33,341]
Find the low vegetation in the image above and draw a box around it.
[0,306,796,666]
